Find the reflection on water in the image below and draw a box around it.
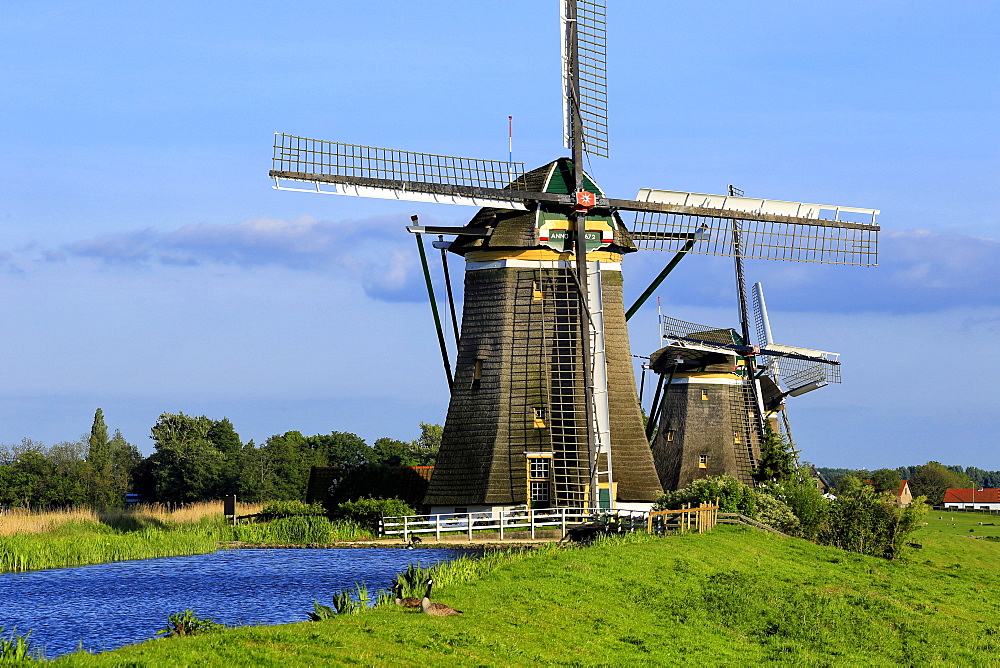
[0,548,467,658]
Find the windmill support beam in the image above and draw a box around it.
[271,170,561,210]
[624,239,697,321]
[412,228,454,390]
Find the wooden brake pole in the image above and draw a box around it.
[437,235,461,346]
[412,216,454,389]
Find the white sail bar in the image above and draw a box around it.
[585,261,613,508]
[636,189,879,226]
[271,177,529,211]
[752,282,775,348]
[561,0,609,158]
[765,344,839,364]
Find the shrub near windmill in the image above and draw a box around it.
[269,1,880,514]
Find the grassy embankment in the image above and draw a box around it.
[51,512,1000,666]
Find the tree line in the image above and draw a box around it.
[816,461,1000,506]
[0,408,441,508]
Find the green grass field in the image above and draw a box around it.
[49,511,1000,666]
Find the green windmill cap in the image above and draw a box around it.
[447,157,637,256]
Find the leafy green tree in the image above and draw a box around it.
[870,468,902,494]
[370,438,420,467]
[87,408,111,472]
[306,432,371,468]
[207,418,242,496]
[266,431,313,500]
[411,422,441,465]
[7,450,56,508]
[910,461,973,506]
[148,412,226,503]
[237,440,272,502]
[833,474,866,496]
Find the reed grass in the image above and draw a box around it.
[0,502,263,536]
[0,525,219,573]
[0,502,265,574]
[232,517,372,545]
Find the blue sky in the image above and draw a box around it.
[1,1,997,469]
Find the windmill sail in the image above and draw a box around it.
[562,0,608,158]
[271,134,530,210]
[625,188,880,266]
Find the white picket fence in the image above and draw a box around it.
[379,507,649,542]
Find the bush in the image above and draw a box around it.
[260,500,325,520]
[760,469,831,540]
[820,487,928,560]
[331,497,415,531]
[754,493,800,535]
[654,475,759,517]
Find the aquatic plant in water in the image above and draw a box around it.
[0,627,37,661]
[156,610,225,637]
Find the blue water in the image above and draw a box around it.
[0,548,468,658]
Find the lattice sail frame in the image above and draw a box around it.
[562,0,609,158]
[632,213,878,266]
[659,315,840,388]
[272,134,524,189]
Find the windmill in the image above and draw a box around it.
[644,282,841,490]
[268,1,879,514]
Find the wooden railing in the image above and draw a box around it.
[647,504,718,535]
[717,512,790,537]
[379,507,649,542]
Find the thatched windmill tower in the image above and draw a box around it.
[645,298,841,490]
[422,159,662,513]
[268,1,880,514]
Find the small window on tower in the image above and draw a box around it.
[532,281,544,301]
[528,458,550,480]
[533,407,547,428]
[701,389,710,401]
[472,359,483,390]
[666,430,675,442]
[699,454,709,469]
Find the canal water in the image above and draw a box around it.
[0,548,469,658]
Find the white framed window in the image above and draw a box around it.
[530,481,550,502]
[529,458,550,480]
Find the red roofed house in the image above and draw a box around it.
[943,488,1000,511]
[894,480,914,508]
